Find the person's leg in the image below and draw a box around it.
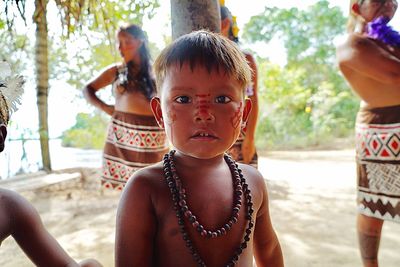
[357,213,384,267]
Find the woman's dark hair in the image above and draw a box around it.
[119,24,156,99]
[220,6,238,43]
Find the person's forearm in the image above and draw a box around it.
[245,96,258,140]
[83,85,106,110]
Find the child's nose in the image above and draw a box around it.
[194,109,215,123]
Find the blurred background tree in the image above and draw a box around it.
[61,112,108,149]
[0,0,160,171]
[243,0,358,149]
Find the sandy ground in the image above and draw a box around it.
[1,150,400,267]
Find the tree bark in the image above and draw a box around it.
[171,0,220,40]
[33,0,51,171]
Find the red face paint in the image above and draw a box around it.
[194,94,211,118]
[167,110,177,144]
[230,101,243,130]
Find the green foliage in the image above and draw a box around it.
[244,1,345,66]
[54,0,160,38]
[48,1,161,91]
[61,112,108,149]
[243,1,358,149]
[255,60,359,149]
[0,28,30,72]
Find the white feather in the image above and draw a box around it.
[0,62,25,115]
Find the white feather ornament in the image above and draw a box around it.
[0,61,25,124]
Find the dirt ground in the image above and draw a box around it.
[1,150,400,267]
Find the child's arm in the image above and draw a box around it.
[7,190,83,267]
[115,169,157,267]
[252,175,284,267]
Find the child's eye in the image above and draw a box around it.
[174,96,192,104]
[215,95,232,104]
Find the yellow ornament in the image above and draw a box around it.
[232,16,239,37]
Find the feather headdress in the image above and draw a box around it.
[0,61,24,125]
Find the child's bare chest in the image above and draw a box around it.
[153,177,254,266]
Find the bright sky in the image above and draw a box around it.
[6,0,400,140]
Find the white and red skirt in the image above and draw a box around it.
[356,105,400,222]
[101,111,169,190]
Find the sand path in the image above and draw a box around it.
[1,150,399,266]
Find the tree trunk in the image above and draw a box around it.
[33,0,51,171]
[171,0,220,40]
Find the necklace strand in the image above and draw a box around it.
[163,150,254,266]
[168,151,243,238]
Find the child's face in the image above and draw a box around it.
[0,123,7,152]
[151,63,251,159]
[117,31,142,63]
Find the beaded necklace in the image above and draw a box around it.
[162,150,254,266]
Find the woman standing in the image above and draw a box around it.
[220,3,259,168]
[336,1,400,266]
[84,24,168,191]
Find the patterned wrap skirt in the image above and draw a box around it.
[227,131,258,169]
[356,104,400,222]
[102,111,169,190]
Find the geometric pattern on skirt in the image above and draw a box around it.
[358,162,400,222]
[356,106,400,223]
[356,122,400,161]
[101,111,169,190]
[227,131,258,169]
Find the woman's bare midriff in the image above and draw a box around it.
[340,65,400,109]
[114,86,154,115]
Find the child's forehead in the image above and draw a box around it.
[163,63,245,95]
[166,62,232,80]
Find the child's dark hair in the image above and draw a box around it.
[119,24,156,99]
[220,6,239,43]
[153,30,251,94]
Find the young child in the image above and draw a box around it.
[0,63,102,267]
[115,30,284,266]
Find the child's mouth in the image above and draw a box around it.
[191,131,218,140]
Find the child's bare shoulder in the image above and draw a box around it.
[0,188,31,211]
[0,188,38,226]
[236,164,267,207]
[237,163,265,184]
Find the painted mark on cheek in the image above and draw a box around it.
[230,102,243,130]
[167,110,177,123]
[167,110,177,144]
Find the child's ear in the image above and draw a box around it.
[221,18,231,33]
[150,97,164,128]
[241,98,252,128]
